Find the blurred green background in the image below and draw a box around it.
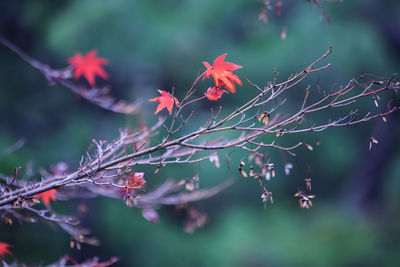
[1,0,400,266]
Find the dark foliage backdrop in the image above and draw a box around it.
[1,0,400,266]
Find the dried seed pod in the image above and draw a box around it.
[284,163,293,175]
[276,129,284,137]
[255,156,264,168]
[305,177,312,191]
[185,180,194,191]
[257,113,263,122]
[248,153,255,162]
[305,144,314,151]
[373,96,379,107]
[154,163,166,174]
[261,189,273,205]
[280,27,287,40]
[125,195,133,207]
[295,189,316,209]
[239,167,248,178]
[209,153,221,168]
[265,171,271,181]
[154,167,160,174]
[258,112,270,125]
[369,137,379,151]
[3,215,13,225]
[261,167,267,176]
[249,166,255,177]
[239,161,248,177]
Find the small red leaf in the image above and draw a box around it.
[206,86,227,101]
[0,242,12,258]
[202,53,242,93]
[149,90,179,115]
[68,50,108,86]
[34,189,58,207]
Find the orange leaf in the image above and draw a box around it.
[149,90,179,115]
[34,189,58,207]
[202,53,242,93]
[121,172,146,194]
[0,242,12,258]
[205,86,227,101]
[68,50,108,86]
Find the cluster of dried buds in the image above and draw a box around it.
[239,156,276,180]
[294,176,315,208]
[241,153,315,209]
[120,172,146,207]
[174,204,209,233]
[178,176,200,192]
[261,188,273,205]
[258,1,284,23]
[257,111,270,125]
[239,156,278,207]
[294,189,315,209]
[184,208,209,233]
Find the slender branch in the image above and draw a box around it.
[0,36,141,115]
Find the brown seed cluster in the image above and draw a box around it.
[294,189,315,209]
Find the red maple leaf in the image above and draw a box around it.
[68,50,108,86]
[121,172,146,194]
[149,90,179,114]
[0,242,12,258]
[34,189,58,207]
[205,86,227,101]
[202,53,242,93]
